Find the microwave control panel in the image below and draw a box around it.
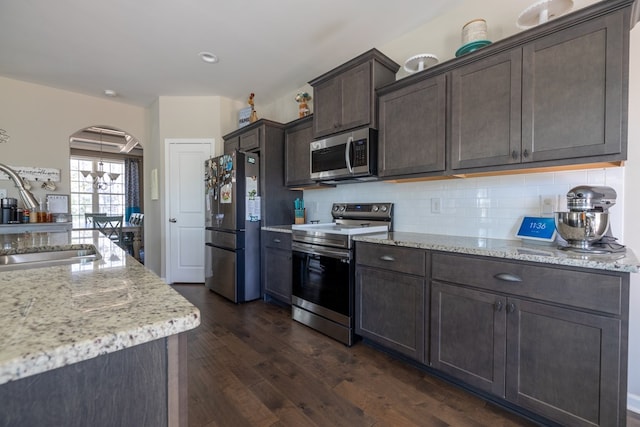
[352,139,368,166]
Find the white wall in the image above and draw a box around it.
[148,95,242,276]
[0,76,147,202]
[0,80,242,278]
[302,167,624,238]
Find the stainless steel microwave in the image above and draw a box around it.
[310,127,377,183]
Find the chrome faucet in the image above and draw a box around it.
[0,163,39,210]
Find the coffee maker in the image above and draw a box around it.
[554,185,624,253]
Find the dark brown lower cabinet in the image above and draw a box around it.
[355,242,427,362]
[356,244,629,426]
[506,298,622,426]
[430,252,629,427]
[262,230,292,304]
[356,266,426,362]
[430,282,506,396]
[0,334,188,427]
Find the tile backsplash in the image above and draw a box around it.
[302,167,626,242]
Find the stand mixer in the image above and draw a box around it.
[554,185,624,253]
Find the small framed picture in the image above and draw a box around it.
[238,107,252,128]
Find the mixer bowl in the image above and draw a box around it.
[555,211,610,248]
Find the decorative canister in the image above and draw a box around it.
[462,18,488,44]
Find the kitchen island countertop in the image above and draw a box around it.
[355,231,640,273]
[0,230,200,386]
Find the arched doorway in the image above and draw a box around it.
[69,125,144,261]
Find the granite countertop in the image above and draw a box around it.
[355,231,640,274]
[0,230,200,385]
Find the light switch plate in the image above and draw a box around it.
[431,198,441,214]
[0,189,7,199]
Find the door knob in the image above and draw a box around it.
[169,218,177,223]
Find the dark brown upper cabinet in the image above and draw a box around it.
[378,73,447,178]
[309,48,399,139]
[375,0,632,180]
[450,49,523,170]
[451,10,628,171]
[284,115,315,188]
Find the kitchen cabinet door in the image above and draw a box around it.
[521,12,626,163]
[262,231,292,304]
[450,49,522,170]
[430,281,506,396]
[313,62,371,138]
[285,116,314,187]
[505,298,622,427]
[224,136,239,154]
[239,127,260,151]
[356,266,426,362]
[378,74,446,178]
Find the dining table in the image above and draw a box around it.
[74,220,143,262]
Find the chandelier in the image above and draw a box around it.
[80,130,120,190]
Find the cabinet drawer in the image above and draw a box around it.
[431,252,624,315]
[263,230,291,250]
[356,242,426,276]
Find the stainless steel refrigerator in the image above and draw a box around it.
[204,150,261,303]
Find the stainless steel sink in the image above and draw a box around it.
[0,246,101,271]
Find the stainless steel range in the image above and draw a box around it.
[291,203,393,346]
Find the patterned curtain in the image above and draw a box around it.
[124,158,141,221]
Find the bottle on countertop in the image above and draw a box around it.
[45,199,53,223]
[36,199,46,223]
[30,205,38,222]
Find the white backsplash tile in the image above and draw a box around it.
[301,167,626,242]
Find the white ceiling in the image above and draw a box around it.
[0,0,464,107]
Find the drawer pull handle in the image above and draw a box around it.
[273,238,281,243]
[495,300,503,312]
[380,255,396,262]
[494,273,522,282]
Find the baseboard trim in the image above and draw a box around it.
[629,392,640,414]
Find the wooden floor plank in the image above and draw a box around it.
[174,284,640,427]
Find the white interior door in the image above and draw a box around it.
[165,139,213,283]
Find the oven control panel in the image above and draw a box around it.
[331,203,393,220]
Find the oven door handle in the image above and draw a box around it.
[345,136,354,174]
[292,242,351,261]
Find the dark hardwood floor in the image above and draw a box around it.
[173,284,640,427]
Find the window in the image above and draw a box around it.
[70,156,125,228]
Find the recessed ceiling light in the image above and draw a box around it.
[199,51,219,64]
[104,89,117,97]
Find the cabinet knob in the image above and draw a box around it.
[511,150,519,160]
[522,149,530,158]
[495,300,504,312]
[506,303,516,313]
